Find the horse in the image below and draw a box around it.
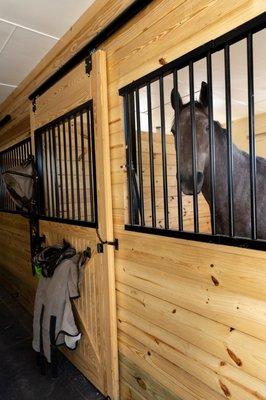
[171,81,266,239]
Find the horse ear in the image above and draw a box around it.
[199,81,208,108]
[171,88,183,110]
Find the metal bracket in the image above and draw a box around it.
[97,240,119,254]
[85,54,92,76]
[96,229,119,253]
[32,97,37,113]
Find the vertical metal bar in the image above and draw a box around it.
[128,92,140,225]
[86,108,94,222]
[124,94,134,225]
[15,146,19,166]
[18,145,22,164]
[80,112,88,221]
[44,130,50,216]
[68,118,75,219]
[159,76,169,229]
[35,133,44,215]
[21,143,25,162]
[247,33,257,240]
[74,114,81,220]
[173,70,183,231]
[62,121,70,219]
[48,128,55,217]
[135,89,145,226]
[29,139,32,156]
[52,125,60,217]
[23,142,27,161]
[189,61,199,233]
[147,82,156,227]
[224,44,234,237]
[89,104,97,224]
[57,124,64,218]
[207,52,217,235]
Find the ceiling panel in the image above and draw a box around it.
[0,26,57,85]
[0,0,94,38]
[0,20,14,49]
[0,84,14,103]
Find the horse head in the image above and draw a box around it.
[171,81,209,195]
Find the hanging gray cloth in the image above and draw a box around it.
[1,157,35,212]
[32,252,86,363]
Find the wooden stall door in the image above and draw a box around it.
[31,51,119,399]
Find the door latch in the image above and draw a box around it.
[96,229,119,253]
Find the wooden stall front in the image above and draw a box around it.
[0,1,266,400]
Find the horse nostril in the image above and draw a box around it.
[197,172,203,184]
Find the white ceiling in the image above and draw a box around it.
[0,0,95,104]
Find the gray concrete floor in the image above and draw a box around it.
[0,284,105,400]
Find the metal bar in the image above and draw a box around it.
[124,94,134,225]
[189,61,199,233]
[135,89,145,225]
[128,92,139,225]
[85,110,94,221]
[22,143,26,162]
[159,76,169,229]
[35,133,45,215]
[52,125,60,217]
[68,118,75,219]
[89,104,98,225]
[247,32,257,239]
[147,82,156,227]
[206,52,217,235]
[48,128,56,217]
[74,115,81,221]
[57,124,64,218]
[44,130,50,216]
[62,120,70,219]
[124,224,266,251]
[15,146,19,165]
[80,112,88,221]
[224,44,234,237]
[173,70,183,231]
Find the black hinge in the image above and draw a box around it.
[85,54,92,76]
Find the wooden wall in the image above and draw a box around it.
[233,112,266,157]
[0,1,266,400]
[0,212,36,312]
[101,0,266,399]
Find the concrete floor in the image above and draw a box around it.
[0,284,105,400]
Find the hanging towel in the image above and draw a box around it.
[32,252,86,363]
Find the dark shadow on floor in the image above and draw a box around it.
[0,284,105,400]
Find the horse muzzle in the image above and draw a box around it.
[180,172,204,195]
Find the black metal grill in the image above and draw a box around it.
[35,100,97,227]
[119,14,266,250]
[0,138,32,212]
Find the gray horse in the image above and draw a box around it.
[171,82,266,239]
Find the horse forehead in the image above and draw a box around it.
[180,107,206,123]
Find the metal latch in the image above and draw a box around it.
[96,229,119,253]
